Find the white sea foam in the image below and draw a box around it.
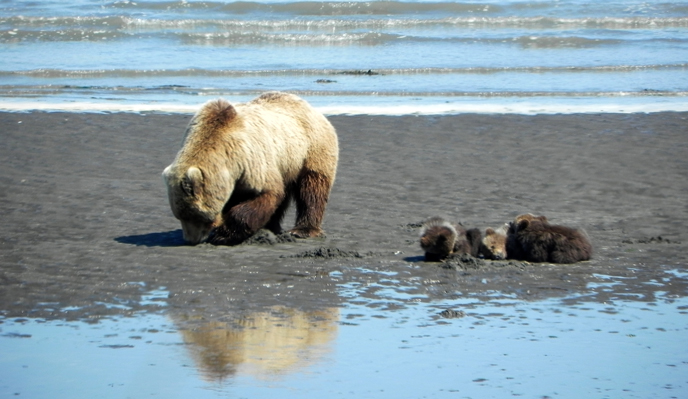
[318,101,688,116]
[2,97,687,115]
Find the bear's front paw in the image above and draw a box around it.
[207,227,247,246]
[288,227,325,239]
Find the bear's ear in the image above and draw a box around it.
[207,99,237,125]
[485,228,495,235]
[162,165,172,183]
[218,103,237,124]
[517,219,530,231]
[181,166,203,197]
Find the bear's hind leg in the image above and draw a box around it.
[290,170,332,238]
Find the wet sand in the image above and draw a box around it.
[2,110,688,397]
[1,110,687,321]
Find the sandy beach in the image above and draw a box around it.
[2,109,688,397]
[3,0,688,394]
[1,109,687,321]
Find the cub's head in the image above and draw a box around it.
[419,216,457,259]
[162,165,228,245]
[480,224,508,260]
[509,213,548,234]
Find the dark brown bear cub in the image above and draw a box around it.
[508,213,592,264]
[420,216,482,262]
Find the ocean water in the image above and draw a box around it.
[1,0,687,114]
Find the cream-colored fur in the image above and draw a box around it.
[480,223,509,260]
[163,92,339,244]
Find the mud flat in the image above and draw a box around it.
[0,111,687,397]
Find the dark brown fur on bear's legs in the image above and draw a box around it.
[289,170,332,238]
[208,170,333,244]
[264,195,292,235]
[209,189,286,245]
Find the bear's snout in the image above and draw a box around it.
[181,221,212,245]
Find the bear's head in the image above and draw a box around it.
[162,164,231,244]
[420,226,456,256]
[163,99,239,244]
[509,213,548,235]
[480,224,508,260]
[420,217,457,258]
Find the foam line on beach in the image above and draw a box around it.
[317,102,688,116]
[2,99,688,115]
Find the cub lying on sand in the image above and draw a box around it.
[163,92,339,245]
[505,213,592,264]
[479,223,509,260]
[420,216,482,262]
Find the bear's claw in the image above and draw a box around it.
[288,227,325,239]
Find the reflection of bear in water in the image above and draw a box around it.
[163,92,339,245]
[507,213,592,264]
[419,216,482,261]
[178,307,339,381]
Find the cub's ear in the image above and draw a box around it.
[517,219,530,231]
[485,228,495,236]
[181,166,203,197]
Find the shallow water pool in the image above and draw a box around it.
[1,281,686,399]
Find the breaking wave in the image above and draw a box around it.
[4,64,687,78]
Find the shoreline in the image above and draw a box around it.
[1,95,688,115]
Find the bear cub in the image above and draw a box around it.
[506,213,592,264]
[479,223,509,260]
[420,216,482,262]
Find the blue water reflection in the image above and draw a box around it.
[1,280,686,398]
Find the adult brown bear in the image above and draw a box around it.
[163,92,339,245]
